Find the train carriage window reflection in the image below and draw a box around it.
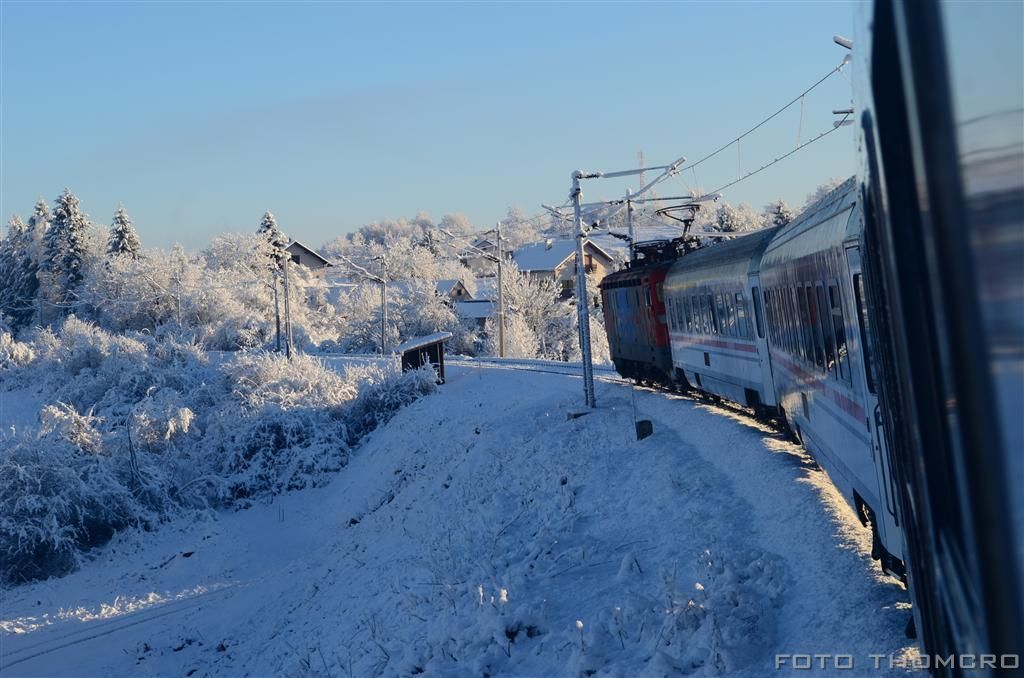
[736,292,750,339]
[683,297,692,331]
[796,286,811,364]
[676,296,685,329]
[807,284,825,371]
[724,294,736,337]
[754,288,766,340]
[667,297,676,330]
[714,294,725,335]
[816,284,835,377]
[706,294,716,334]
[853,274,877,393]
[829,284,849,383]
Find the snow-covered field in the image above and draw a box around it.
[0,363,916,676]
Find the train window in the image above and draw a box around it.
[724,294,736,336]
[667,297,676,330]
[676,296,685,329]
[682,297,691,332]
[853,274,877,393]
[796,286,810,365]
[643,287,652,308]
[816,284,835,378]
[706,294,716,334]
[751,288,764,339]
[829,285,849,384]
[736,292,750,339]
[714,294,725,335]
[768,289,779,345]
[806,285,825,371]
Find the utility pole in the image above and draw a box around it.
[572,171,597,409]
[282,255,293,359]
[273,274,282,352]
[626,188,635,263]
[380,254,388,356]
[496,221,505,358]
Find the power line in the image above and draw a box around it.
[706,113,850,196]
[678,57,850,177]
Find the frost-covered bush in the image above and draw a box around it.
[0,331,35,368]
[0,320,437,585]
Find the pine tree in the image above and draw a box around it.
[46,188,90,310]
[0,216,25,323]
[107,204,141,259]
[257,211,288,269]
[765,199,795,228]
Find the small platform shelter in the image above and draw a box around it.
[397,332,453,383]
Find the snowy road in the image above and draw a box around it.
[0,363,917,676]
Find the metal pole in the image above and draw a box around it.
[380,254,387,356]
[282,255,293,359]
[496,221,505,358]
[571,171,596,408]
[273,275,282,352]
[626,188,635,263]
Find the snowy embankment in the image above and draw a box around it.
[0,362,916,676]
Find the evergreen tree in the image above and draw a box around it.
[0,217,25,322]
[764,199,795,228]
[257,211,288,269]
[46,189,90,310]
[107,204,141,259]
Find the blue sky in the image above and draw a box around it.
[1,1,855,249]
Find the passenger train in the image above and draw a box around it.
[601,179,905,578]
[600,1,1023,669]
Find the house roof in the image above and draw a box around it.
[286,240,333,266]
[512,239,613,273]
[435,279,464,296]
[454,300,494,319]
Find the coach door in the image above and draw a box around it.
[748,275,777,406]
[846,246,904,567]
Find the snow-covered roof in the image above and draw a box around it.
[286,240,333,266]
[454,300,494,319]
[513,239,613,272]
[397,332,453,353]
[435,279,463,296]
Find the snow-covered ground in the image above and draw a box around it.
[0,363,916,676]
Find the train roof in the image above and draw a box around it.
[761,176,859,267]
[664,226,781,290]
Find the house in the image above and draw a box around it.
[461,236,511,275]
[512,238,614,297]
[389,279,473,305]
[453,299,494,331]
[286,241,333,279]
[435,279,472,303]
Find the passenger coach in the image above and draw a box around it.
[759,177,903,576]
[663,227,779,417]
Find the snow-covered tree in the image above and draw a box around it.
[501,206,540,250]
[763,199,795,228]
[439,213,474,236]
[0,217,27,326]
[107,205,141,259]
[803,177,846,211]
[257,211,288,269]
[709,201,765,233]
[42,189,90,315]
